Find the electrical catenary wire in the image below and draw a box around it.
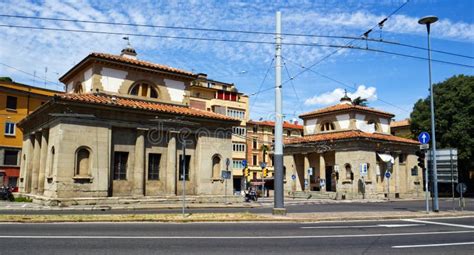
[283,61,305,112]
[281,56,411,113]
[249,58,274,114]
[280,0,413,86]
[1,23,472,69]
[0,12,472,59]
[0,62,63,90]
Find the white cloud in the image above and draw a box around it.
[304,85,377,106]
[0,0,472,93]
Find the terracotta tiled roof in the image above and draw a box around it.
[89,52,195,76]
[56,93,238,122]
[300,104,394,118]
[247,120,304,130]
[285,130,419,145]
[391,118,410,128]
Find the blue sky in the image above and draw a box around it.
[0,0,473,121]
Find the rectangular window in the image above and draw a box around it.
[226,108,245,120]
[8,177,18,187]
[3,150,18,165]
[179,155,191,180]
[113,152,128,180]
[399,154,407,164]
[253,155,257,166]
[252,126,257,133]
[148,153,161,180]
[6,96,17,110]
[232,143,246,152]
[232,127,246,136]
[253,139,257,149]
[4,122,15,136]
[233,160,243,169]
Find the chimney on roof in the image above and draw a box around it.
[339,89,352,105]
[197,73,208,79]
[121,37,137,60]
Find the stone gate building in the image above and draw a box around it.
[17,47,239,204]
[283,94,423,199]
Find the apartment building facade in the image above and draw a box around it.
[0,78,60,189]
[188,74,249,191]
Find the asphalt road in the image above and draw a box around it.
[0,217,473,254]
[1,198,472,215]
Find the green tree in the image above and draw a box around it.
[410,75,474,185]
[352,96,368,106]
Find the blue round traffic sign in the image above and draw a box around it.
[385,171,391,179]
[242,160,247,167]
[418,132,430,144]
[291,174,296,180]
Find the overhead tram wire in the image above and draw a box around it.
[282,60,304,113]
[249,58,274,114]
[0,62,63,90]
[281,56,411,113]
[0,13,472,59]
[281,0,412,86]
[1,23,472,69]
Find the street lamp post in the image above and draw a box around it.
[418,15,439,212]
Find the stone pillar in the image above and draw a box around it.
[394,154,400,195]
[37,130,49,194]
[303,153,310,192]
[319,154,326,192]
[166,131,177,195]
[30,132,42,194]
[19,136,33,193]
[133,128,146,196]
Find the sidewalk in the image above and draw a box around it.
[0,197,388,211]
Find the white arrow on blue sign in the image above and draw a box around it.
[242,160,247,167]
[418,132,430,144]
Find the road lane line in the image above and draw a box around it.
[0,230,472,239]
[404,219,474,229]
[301,225,380,229]
[393,242,474,249]
[301,224,422,229]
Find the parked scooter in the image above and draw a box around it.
[244,187,258,202]
[0,186,14,201]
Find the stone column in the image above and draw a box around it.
[132,128,146,196]
[19,136,32,193]
[166,131,178,195]
[303,153,310,192]
[394,154,400,196]
[319,154,326,192]
[37,130,49,194]
[30,132,42,194]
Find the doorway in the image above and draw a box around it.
[325,166,336,192]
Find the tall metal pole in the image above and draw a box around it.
[424,154,429,213]
[419,16,439,212]
[182,142,186,217]
[273,11,285,215]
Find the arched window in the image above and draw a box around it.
[129,82,159,99]
[76,147,91,176]
[212,155,221,178]
[73,82,83,93]
[321,122,335,131]
[49,146,55,176]
[367,120,379,131]
[345,163,353,180]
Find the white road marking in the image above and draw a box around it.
[393,241,474,249]
[301,225,380,229]
[377,224,423,228]
[301,224,422,229]
[404,219,474,229]
[0,230,472,239]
